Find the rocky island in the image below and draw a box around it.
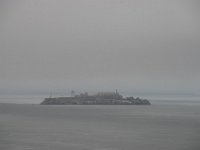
[40,91,151,105]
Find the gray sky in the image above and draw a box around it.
[0,0,200,97]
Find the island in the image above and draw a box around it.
[40,91,151,105]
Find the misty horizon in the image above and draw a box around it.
[1,1,200,102]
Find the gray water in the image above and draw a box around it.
[0,102,200,150]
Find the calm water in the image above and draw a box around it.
[0,102,200,150]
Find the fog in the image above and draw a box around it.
[0,0,200,97]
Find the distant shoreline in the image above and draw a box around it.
[41,91,151,105]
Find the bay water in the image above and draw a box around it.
[0,101,200,150]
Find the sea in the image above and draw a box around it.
[0,97,200,150]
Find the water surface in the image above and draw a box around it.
[0,102,200,150]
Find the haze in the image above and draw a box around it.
[0,0,200,98]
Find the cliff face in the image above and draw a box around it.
[40,96,151,105]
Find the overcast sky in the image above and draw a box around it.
[0,0,200,97]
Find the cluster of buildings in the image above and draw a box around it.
[40,91,151,105]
